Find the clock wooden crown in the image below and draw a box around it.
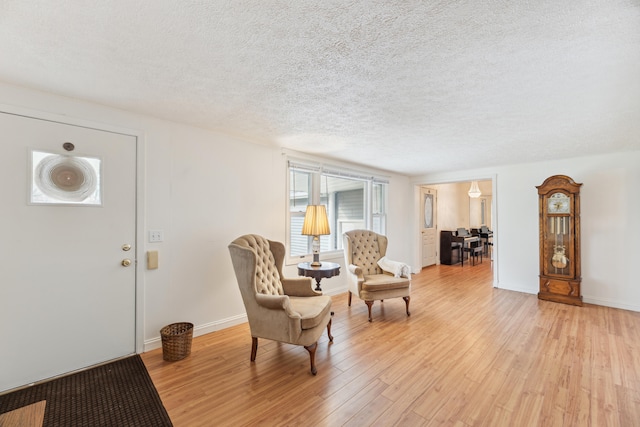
[536,175,582,198]
[536,174,583,306]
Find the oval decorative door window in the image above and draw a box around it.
[424,193,433,229]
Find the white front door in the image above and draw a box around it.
[421,188,437,267]
[0,112,137,392]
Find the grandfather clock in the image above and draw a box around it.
[537,175,583,306]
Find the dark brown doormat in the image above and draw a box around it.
[0,355,172,427]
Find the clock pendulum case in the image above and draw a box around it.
[536,175,583,306]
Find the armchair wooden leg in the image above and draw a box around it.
[250,337,258,361]
[348,291,352,306]
[365,300,374,322]
[304,342,318,375]
[403,296,411,317]
[327,318,334,342]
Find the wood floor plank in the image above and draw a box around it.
[142,261,640,426]
[321,379,389,426]
[0,400,46,427]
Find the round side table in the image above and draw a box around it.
[297,261,340,291]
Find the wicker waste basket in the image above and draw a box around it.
[160,322,193,361]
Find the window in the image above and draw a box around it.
[287,160,388,261]
[289,168,311,257]
[372,181,386,234]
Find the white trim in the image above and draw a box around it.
[135,133,146,354]
[144,314,249,352]
[0,104,144,136]
[495,283,537,295]
[288,160,321,173]
[323,285,349,296]
[487,289,640,313]
[583,296,640,313]
[412,174,499,288]
[285,153,391,183]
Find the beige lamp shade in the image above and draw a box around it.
[301,205,330,236]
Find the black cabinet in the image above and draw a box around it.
[440,231,462,265]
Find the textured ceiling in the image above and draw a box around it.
[1,1,639,176]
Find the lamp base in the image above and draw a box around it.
[310,253,322,267]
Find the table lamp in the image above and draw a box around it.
[301,205,330,266]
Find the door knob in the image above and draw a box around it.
[121,259,132,267]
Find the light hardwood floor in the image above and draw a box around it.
[142,261,640,426]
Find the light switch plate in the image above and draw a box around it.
[147,251,159,270]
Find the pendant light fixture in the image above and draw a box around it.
[468,181,481,198]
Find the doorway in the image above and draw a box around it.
[415,179,497,282]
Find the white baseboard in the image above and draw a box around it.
[495,285,640,313]
[495,284,537,295]
[583,296,640,313]
[143,288,352,352]
[324,286,349,296]
[143,313,248,352]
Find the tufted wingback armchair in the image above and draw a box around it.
[228,234,333,375]
[343,230,411,322]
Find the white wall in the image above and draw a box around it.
[6,79,636,354]
[0,82,411,350]
[412,150,640,311]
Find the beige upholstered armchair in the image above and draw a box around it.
[343,230,411,322]
[228,234,333,375]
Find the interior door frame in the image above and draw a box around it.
[1,103,146,354]
[413,176,499,288]
[420,187,437,267]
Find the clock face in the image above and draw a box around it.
[548,192,570,214]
